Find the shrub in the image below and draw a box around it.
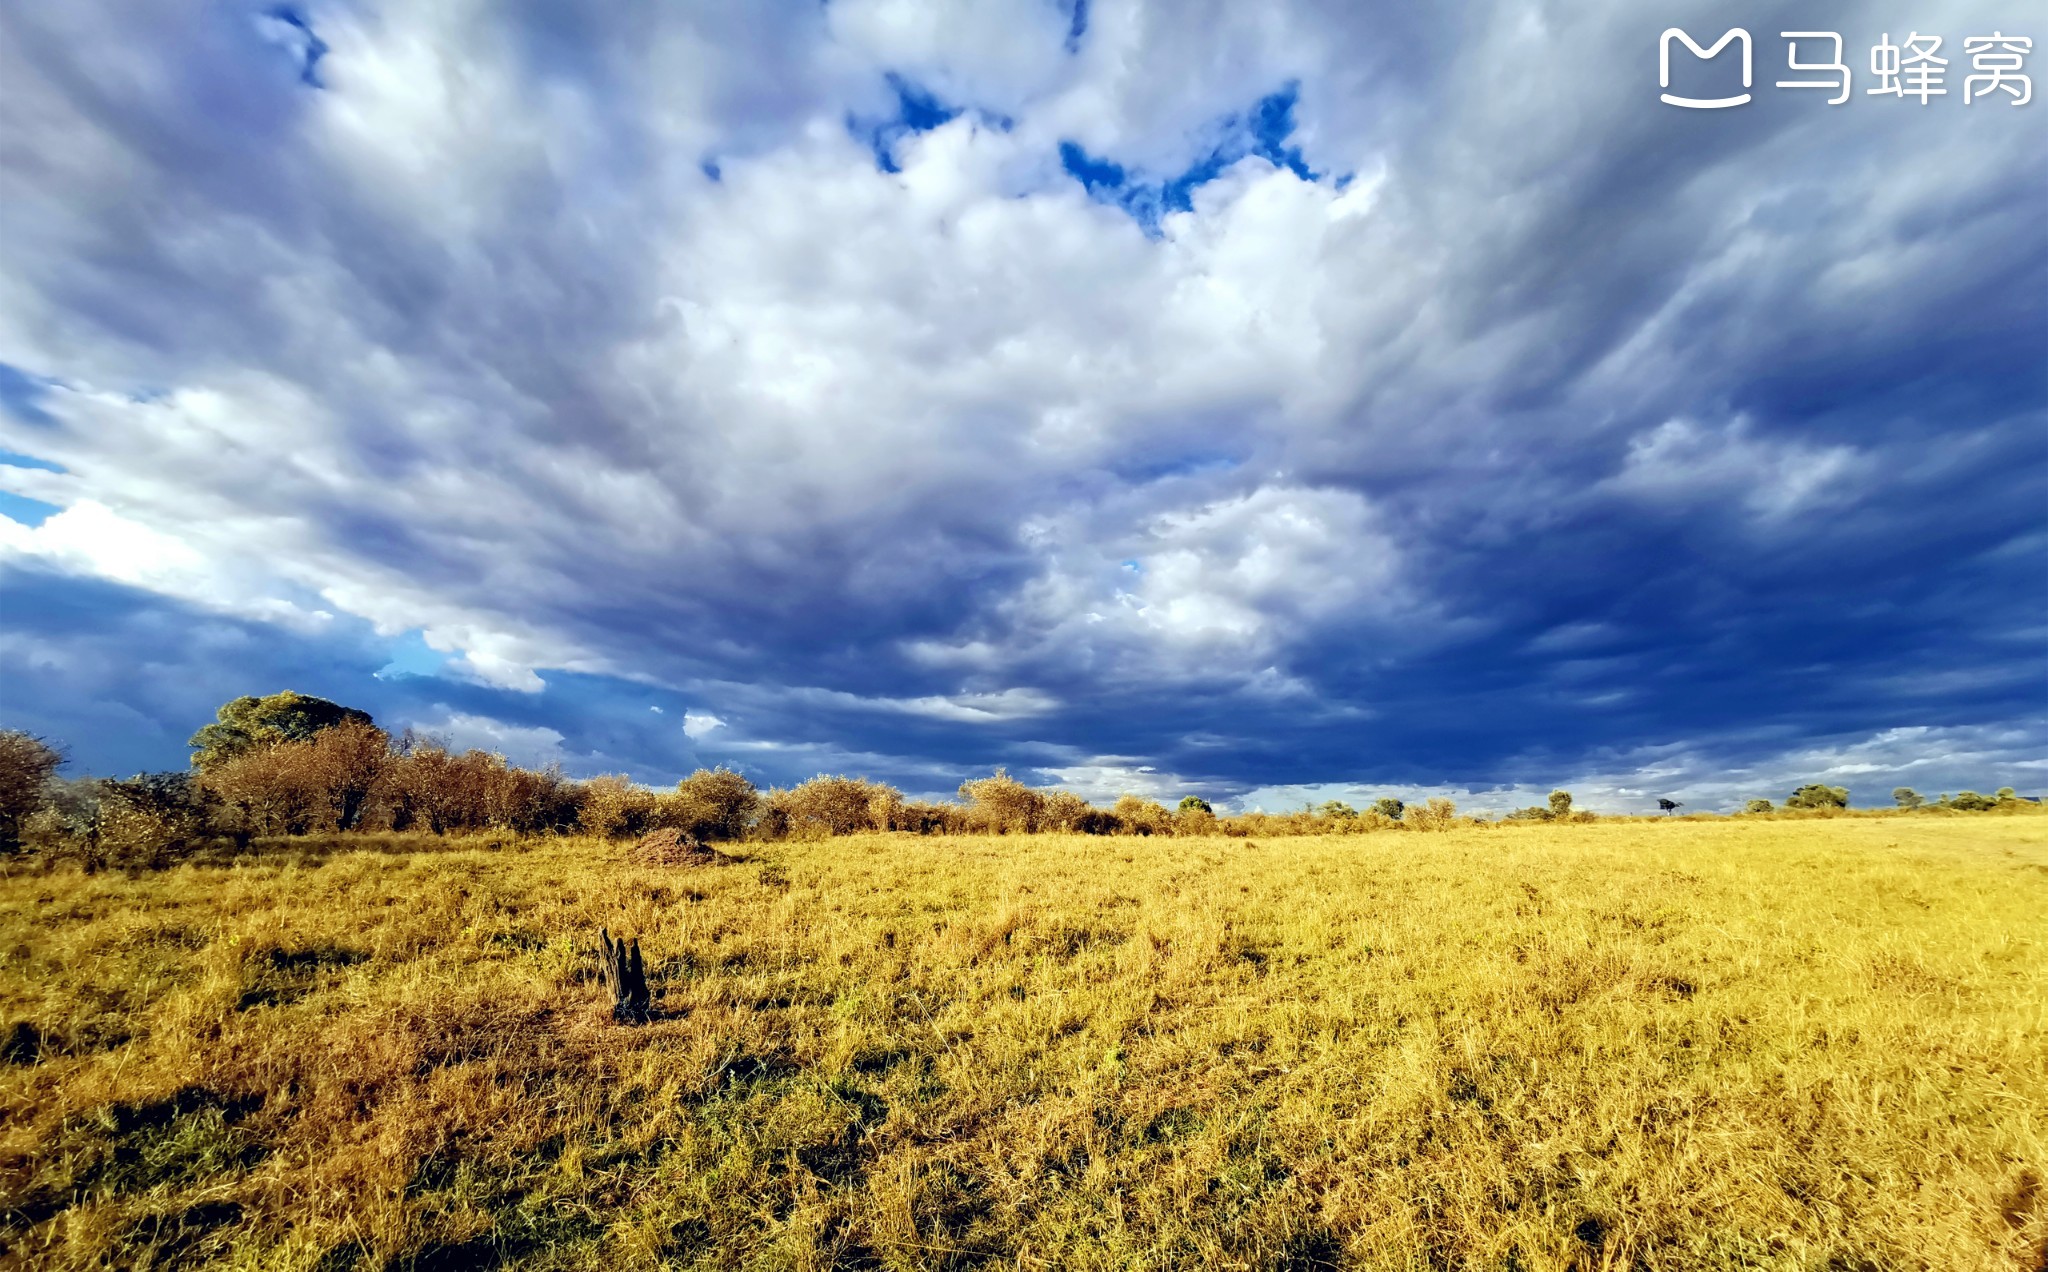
[1111,795,1172,836]
[1373,798,1405,821]
[1786,784,1849,810]
[1070,806,1124,835]
[482,762,581,835]
[1948,790,1998,812]
[958,770,1046,834]
[893,800,965,834]
[659,767,761,841]
[0,730,63,853]
[1892,787,1924,810]
[95,773,212,869]
[1179,795,1215,815]
[1175,805,1219,837]
[1548,790,1573,819]
[19,776,99,857]
[1040,791,1093,832]
[1745,799,1774,814]
[770,776,900,837]
[1405,797,1458,832]
[579,774,658,839]
[866,784,906,834]
[301,720,391,831]
[381,740,509,835]
[202,742,324,837]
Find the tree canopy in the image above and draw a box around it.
[1786,784,1849,810]
[189,692,375,771]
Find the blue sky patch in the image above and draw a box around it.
[1060,84,1319,231]
[0,492,59,528]
[374,629,455,681]
[255,6,328,87]
[850,74,963,173]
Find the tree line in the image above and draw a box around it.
[0,692,2032,868]
[0,693,1468,868]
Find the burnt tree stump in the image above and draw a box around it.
[597,927,650,1023]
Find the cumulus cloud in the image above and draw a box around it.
[0,0,2040,798]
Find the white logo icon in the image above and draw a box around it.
[1661,28,1754,108]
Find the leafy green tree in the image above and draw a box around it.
[1996,787,2017,802]
[1786,784,1849,810]
[1948,790,1997,812]
[1548,790,1573,820]
[1744,799,1773,814]
[1892,787,1924,810]
[1179,795,1214,815]
[190,692,374,771]
[1373,797,1405,820]
[0,730,64,852]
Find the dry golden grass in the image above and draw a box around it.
[1,817,2044,1270]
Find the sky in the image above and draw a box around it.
[0,0,2042,814]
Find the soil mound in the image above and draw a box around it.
[629,828,727,866]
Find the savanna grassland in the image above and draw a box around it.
[1,817,2044,1271]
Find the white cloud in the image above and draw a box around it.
[1035,758,1189,804]
[682,710,724,738]
[403,708,568,769]
[1605,418,1867,522]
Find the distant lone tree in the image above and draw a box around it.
[190,692,374,771]
[1892,787,1924,810]
[1996,787,2018,803]
[1318,800,1357,820]
[1786,784,1849,810]
[1657,799,1681,814]
[1373,797,1405,820]
[1744,799,1773,814]
[1178,795,1214,815]
[1548,790,1574,820]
